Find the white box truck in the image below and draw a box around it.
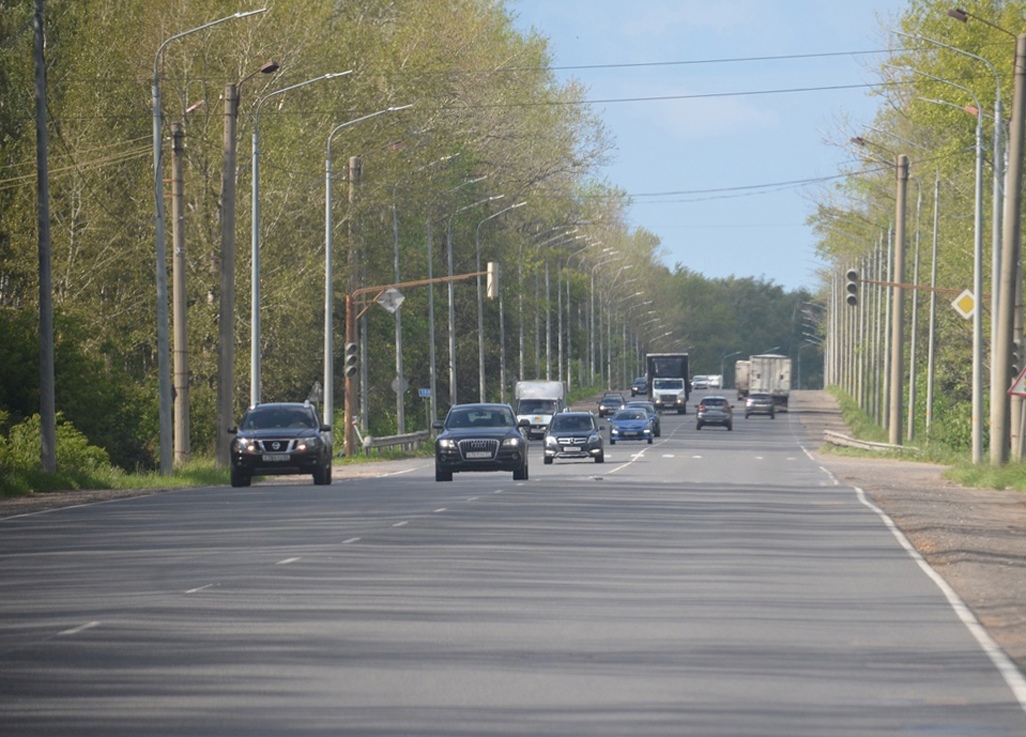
[748,354,792,411]
[513,380,567,439]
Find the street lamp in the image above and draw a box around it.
[215,59,279,468]
[447,195,503,405]
[475,201,526,401]
[250,71,351,408]
[720,350,743,381]
[152,7,267,474]
[907,65,985,461]
[324,105,412,438]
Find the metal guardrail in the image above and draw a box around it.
[823,430,919,454]
[360,430,430,454]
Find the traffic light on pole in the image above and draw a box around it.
[343,341,359,378]
[1013,339,1022,376]
[845,269,859,307]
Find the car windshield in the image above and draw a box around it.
[703,398,726,406]
[549,415,593,432]
[653,379,682,389]
[614,410,647,421]
[446,407,514,429]
[601,394,623,403]
[241,406,316,431]
[518,399,557,413]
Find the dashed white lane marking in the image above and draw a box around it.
[342,537,361,544]
[59,621,100,636]
[434,508,447,513]
[392,521,409,528]
[276,557,301,565]
[186,584,215,594]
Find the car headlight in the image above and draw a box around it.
[233,436,257,453]
[502,436,522,448]
[437,438,457,450]
[296,436,322,451]
[588,433,600,444]
[544,436,558,448]
[610,427,619,436]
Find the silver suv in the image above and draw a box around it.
[745,392,775,419]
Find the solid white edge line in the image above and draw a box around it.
[806,434,1026,715]
[853,483,1026,712]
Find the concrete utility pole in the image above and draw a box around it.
[344,156,361,457]
[171,122,189,463]
[34,0,55,474]
[992,34,1026,465]
[889,154,909,446]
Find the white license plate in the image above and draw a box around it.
[562,446,583,453]
[262,453,290,462]
[466,451,492,459]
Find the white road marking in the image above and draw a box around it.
[392,521,409,528]
[186,584,215,594]
[342,537,361,544]
[434,508,447,513]
[276,557,301,565]
[58,621,100,636]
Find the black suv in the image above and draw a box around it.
[433,403,530,482]
[228,402,333,487]
[543,411,604,464]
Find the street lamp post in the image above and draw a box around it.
[152,7,266,474]
[324,106,411,440]
[447,195,503,406]
[720,350,742,383]
[250,71,351,408]
[475,201,526,401]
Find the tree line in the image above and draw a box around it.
[0,0,818,483]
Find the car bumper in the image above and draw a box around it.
[435,450,526,473]
[231,450,327,476]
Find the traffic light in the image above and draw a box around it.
[845,268,859,307]
[1013,339,1022,376]
[343,341,359,378]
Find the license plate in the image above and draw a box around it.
[562,446,582,453]
[466,451,491,459]
[262,453,290,462]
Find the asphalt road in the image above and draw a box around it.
[2,399,1025,736]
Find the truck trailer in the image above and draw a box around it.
[646,353,690,414]
[735,359,750,400]
[748,354,792,411]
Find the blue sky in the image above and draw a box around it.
[510,0,909,292]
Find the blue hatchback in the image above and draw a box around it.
[608,408,654,445]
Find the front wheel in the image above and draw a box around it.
[609,438,616,445]
[435,467,453,482]
[513,462,528,481]
[543,456,553,465]
[647,436,653,444]
[230,466,251,487]
[595,451,604,463]
[313,464,332,485]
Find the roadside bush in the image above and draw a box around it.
[0,413,113,496]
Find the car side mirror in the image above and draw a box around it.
[432,420,444,431]
[320,424,331,432]
[518,418,530,428]
[227,426,238,435]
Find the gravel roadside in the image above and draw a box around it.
[3,390,1024,674]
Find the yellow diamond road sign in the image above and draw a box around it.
[951,289,975,320]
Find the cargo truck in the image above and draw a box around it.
[513,380,567,439]
[735,359,750,400]
[646,352,690,414]
[748,354,792,411]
